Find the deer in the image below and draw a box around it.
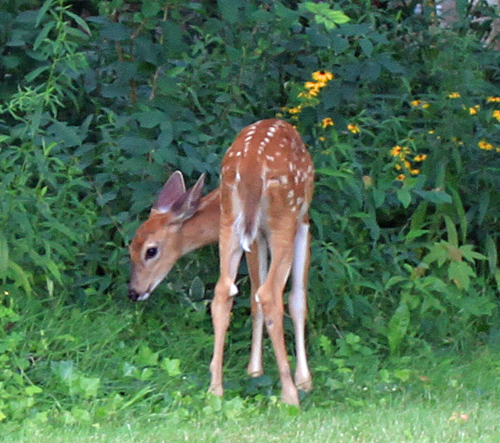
[128,119,314,406]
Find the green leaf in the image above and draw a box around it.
[135,346,159,367]
[405,229,430,241]
[414,190,452,205]
[388,301,410,355]
[65,11,91,35]
[359,38,374,57]
[217,0,246,24]
[25,66,50,83]
[189,276,205,300]
[7,261,32,294]
[485,235,498,273]
[443,215,458,248]
[135,110,165,128]
[397,188,412,208]
[0,232,8,280]
[25,385,43,396]
[77,376,100,399]
[36,0,54,27]
[161,358,181,377]
[34,21,55,51]
[141,1,161,18]
[448,261,475,290]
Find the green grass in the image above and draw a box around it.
[2,296,500,442]
[5,391,500,443]
[4,336,500,442]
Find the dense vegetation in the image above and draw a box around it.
[1,0,500,433]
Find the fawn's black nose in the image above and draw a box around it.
[128,289,140,302]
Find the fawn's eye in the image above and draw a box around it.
[145,247,158,260]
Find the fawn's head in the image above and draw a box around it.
[128,172,205,301]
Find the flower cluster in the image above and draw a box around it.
[410,100,430,109]
[390,145,427,181]
[479,96,500,152]
[287,70,335,115]
[415,93,500,155]
[283,71,361,136]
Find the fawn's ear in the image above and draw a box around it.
[152,171,186,214]
[169,173,206,221]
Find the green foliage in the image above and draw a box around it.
[1,0,500,429]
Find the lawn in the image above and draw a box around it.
[5,349,500,443]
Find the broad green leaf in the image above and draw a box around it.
[25,385,43,396]
[443,215,458,248]
[135,346,159,367]
[414,190,452,205]
[217,0,246,24]
[141,1,161,18]
[78,376,100,399]
[397,188,412,208]
[189,276,205,300]
[161,358,181,377]
[388,301,410,355]
[448,261,475,290]
[359,38,374,57]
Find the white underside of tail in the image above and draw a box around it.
[232,178,265,253]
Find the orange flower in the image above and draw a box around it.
[414,154,428,162]
[478,140,494,151]
[347,124,360,134]
[390,145,402,157]
[466,105,480,115]
[321,117,334,128]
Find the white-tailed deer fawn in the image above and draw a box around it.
[128,119,313,406]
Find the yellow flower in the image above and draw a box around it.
[403,159,412,169]
[448,92,461,98]
[396,174,406,181]
[390,145,402,157]
[319,136,326,142]
[410,169,421,175]
[394,164,402,171]
[478,140,494,151]
[414,154,428,162]
[303,82,322,97]
[298,91,314,99]
[312,70,334,82]
[487,97,500,103]
[347,124,360,134]
[321,117,334,128]
[410,100,430,109]
[288,105,302,114]
[469,105,480,115]
[492,110,500,122]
